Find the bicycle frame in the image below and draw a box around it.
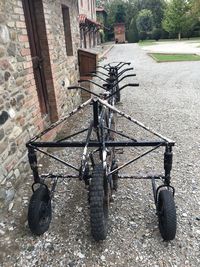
[27,97,174,198]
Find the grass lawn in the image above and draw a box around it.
[149,53,200,62]
[138,40,157,46]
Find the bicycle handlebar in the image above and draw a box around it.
[90,74,108,83]
[115,62,131,70]
[68,82,139,100]
[96,65,110,71]
[117,74,136,84]
[106,83,139,100]
[68,85,100,97]
[104,62,131,69]
[104,74,137,88]
[97,62,131,72]
[83,73,108,83]
[118,67,134,77]
[78,79,106,90]
[78,72,137,90]
[90,70,110,78]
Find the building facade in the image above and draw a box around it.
[78,0,101,49]
[0,0,81,210]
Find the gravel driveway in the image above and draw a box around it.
[1,44,200,267]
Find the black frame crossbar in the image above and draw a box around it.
[26,97,175,186]
[29,141,174,148]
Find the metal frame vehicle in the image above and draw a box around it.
[26,62,177,241]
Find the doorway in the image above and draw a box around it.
[22,0,57,121]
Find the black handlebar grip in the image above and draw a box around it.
[68,86,79,89]
[129,83,139,86]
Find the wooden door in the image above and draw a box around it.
[78,49,97,77]
[78,49,97,101]
[22,0,49,115]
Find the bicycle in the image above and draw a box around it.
[26,61,177,242]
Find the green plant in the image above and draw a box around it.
[139,31,147,41]
[136,9,154,33]
[152,28,162,41]
[127,17,139,43]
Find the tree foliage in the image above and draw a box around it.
[101,0,200,42]
[136,0,166,28]
[162,0,190,40]
[127,17,139,43]
[115,4,126,23]
[191,0,200,15]
[136,9,154,33]
[104,0,138,29]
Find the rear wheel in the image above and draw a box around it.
[28,185,52,235]
[89,164,108,241]
[157,189,176,241]
[116,84,120,103]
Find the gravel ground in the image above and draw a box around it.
[1,44,200,267]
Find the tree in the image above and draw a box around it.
[136,9,154,33]
[162,0,189,40]
[191,0,200,17]
[183,14,197,38]
[104,0,138,40]
[115,4,126,23]
[105,0,138,28]
[127,17,139,42]
[136,0,166,28]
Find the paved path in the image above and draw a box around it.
[142,40,200,54]
[1,44,200,267]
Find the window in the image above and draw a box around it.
[62,5,73,56]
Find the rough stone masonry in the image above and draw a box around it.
[0,0,81,212]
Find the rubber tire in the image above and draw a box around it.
[157,190,176,241]
[28,185,52,235]
[89,164,108,241]
[116,84,120,103]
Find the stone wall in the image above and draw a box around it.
[0,0,81,211]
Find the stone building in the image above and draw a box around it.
[78,0,101,48]
[114,23,126,43]
[0,0,80,210]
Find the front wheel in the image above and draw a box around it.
[157,189,176,241]
[89,164,108,241]
[28,185,52,235]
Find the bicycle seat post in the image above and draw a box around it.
[93,99,99,128]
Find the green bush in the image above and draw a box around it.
[168,32,176,39]
[152,28,162,41]
[127,18,139,43]
[99,29,105,43]
[161,29,169,39]
[139,31,147,41]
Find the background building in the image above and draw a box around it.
[78,0,101,48]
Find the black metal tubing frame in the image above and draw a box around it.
[26,97,175,187]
